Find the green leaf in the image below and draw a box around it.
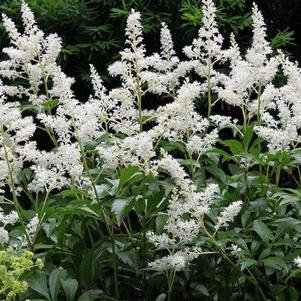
[80,249,95,286]
[78,289,103,301]
[27,272,51,300]
[112,198,132,226]
[253,220,273,243]
[241,210,250,228]
[194,283,209,296]
[45,203,99,222]
[236,238,249,252]
[258,248,271,260]
[44,98,60,112]
[118,165,143,189]
[243,126,254,151]
[49,269,66,301]
[155,213,168,234]
[205,165,227,184]
[262,256,288,272]
[274,218,301,239]
[273,238,301,247]
[159,140,186,153]
[271,28,295,49]
[240,258,257,271]
[61,278,78,301]
[179,159,200,168]
[209,148,232,162]
[116,250,139,273]
[222,139,243,155]
[288,286,299,301]
[155,293,166,301]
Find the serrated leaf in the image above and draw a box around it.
[205,165,227,184]
[262,256,288,272]
[119,166,141,189]
[274,218,301,239]
[253,220,273,243]
[209,148,232,162]
[222,139,243,155]
[240,258,257,271]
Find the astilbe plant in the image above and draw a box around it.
[1,1,301,300]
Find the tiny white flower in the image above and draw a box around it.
[294,256,301,269]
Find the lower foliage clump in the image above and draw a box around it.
[1,1,301,300]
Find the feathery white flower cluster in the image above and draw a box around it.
[150,81,210,141]
[28,144,83,193]
[218,4,278,110]
[1,1,62,108]
[97,132,155,172]
[148,247,202,272]
[186,129,219,155]
[107,9,147,135]
[214,200,243,231]
[46,0,239,272]
[94,2,220,185]
[0,208,18,245]
[255,56,301,152]
[0,82,36,196]
[183,0,223,77]
[0,2,108,195]
[209,3,301,152]
[26,215,39,238]
[142,22,193,94]
[148,151,242,271]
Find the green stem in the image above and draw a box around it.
[31,190,50,248]
[167,269,176,301]
[244,167,250,202]
[45,127,58,147]
[77,137,119,297]
[256,84,262,125]
[207,57,212,120]
[202,223,268,301]
[133,50,143,132]
[2,138,33,249]
[112,237,119,299]
[275,164,281,187]
[137,85,143,132]
[141,210,148,298]
[122,220,137,249]
[77,138,100,205]
[297,164,301,186]
[241,106,248,140]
